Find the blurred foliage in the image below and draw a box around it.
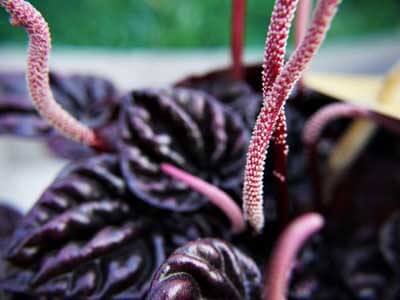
[0,0,399,48]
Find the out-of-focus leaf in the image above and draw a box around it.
[0,72,120,159]
[147,238,261,300]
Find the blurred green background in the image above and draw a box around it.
[0,0,399,48]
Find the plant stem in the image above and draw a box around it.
[231,0,246,80]
[243,0,340,232]
[264,213,324,300]
[1,0,105,149]
[303,102,400,211]
[160,163,246,234]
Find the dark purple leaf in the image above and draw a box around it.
[0,204,23,277]
[1,155,228,299]
[118,88,249,211]
[176,71,262,130]
[147,238,261,300]
[340,245,391,300]
[0,73,50,137]
[380,211,400,274]
[0,72,119,159]
[175,65,311,220]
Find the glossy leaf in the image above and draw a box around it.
[1,155,228,299]
[176,70,262,129]
[118,88,249,211]
[147,238,261,300]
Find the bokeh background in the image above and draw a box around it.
[0,0,399,212]
[1,0,399,48]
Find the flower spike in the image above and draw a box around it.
[1,0,104,148]
[264,213,324,300]
[243,0,340,232]
[303,102,400,209]
[295,0,312,47]
[262,0,299,227]
[161,163,246,234]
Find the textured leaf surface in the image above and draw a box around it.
[147,238,261,300]
[0,204,23,277]
[119,88,249,211]
[1,155,228,299]
[177,70,262,129]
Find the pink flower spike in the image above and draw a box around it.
[231,0,246,80]
[160,163,246,234]
[1,0,103,148]
[264,213,324,300]
[262,0,299,228]
[295,0,312,89]
[243,0,299,233]
[302,102,400,210]
[262,0,299,95]
[303,103,369,151]
[243,0,340,232]
[295,0,312,47]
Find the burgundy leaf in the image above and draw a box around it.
[147,238,261,300]
[118,88,249,211]
[0,72,119,159]
[176,70,262,129]
[380,211,400,274]
[0,204,23,277]
[1,155,228,299]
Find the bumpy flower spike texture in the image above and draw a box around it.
[243,0,340,232]
[262,0,299,227]
[265,213,324,300]
[1,0,104,148]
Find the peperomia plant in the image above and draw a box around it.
[0,0,365,299]
[243,0,340,232]
[0,0,247,235]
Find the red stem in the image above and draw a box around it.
[1,0,104,149]
[272,112,289,228]
[231,0,246,80]
[264,213,324,300]
[243,0,340,232]
[160,163,246,234]
[303,102,400,211]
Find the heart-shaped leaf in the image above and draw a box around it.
[1,155,228,299]
[118,88,249,211]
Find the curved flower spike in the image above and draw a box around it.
[243,0,340,232]
[1,0,104,148]
[161,163,246,234]
[303,102,400,209]
[264,213,324,300]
